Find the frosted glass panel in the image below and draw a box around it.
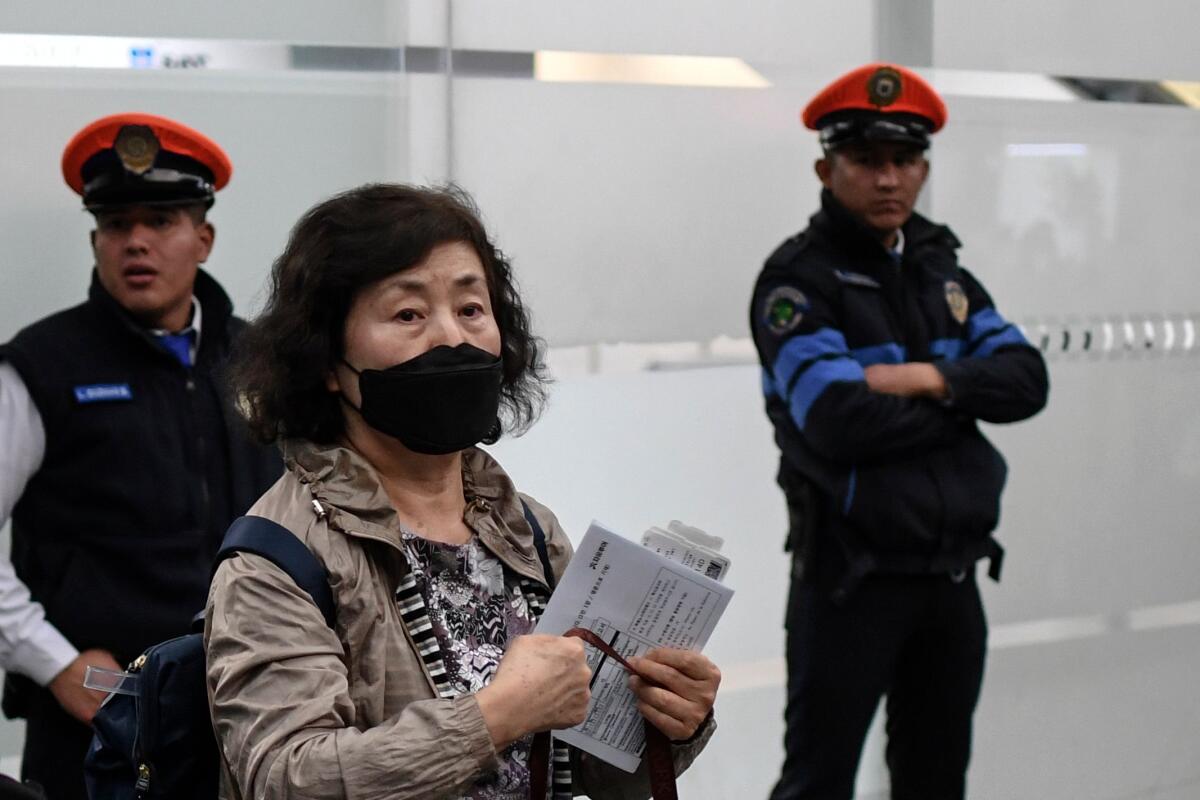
[449,75,824,346]
[934,0,1200,81]
[0,1,404,45]
[416,0,873,63]
[932,96,1200,317]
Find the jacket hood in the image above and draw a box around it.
[278,438,548,582]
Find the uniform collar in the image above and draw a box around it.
[891,227,905,260]
[87,267,233,364]
[813,189,959,268]
[148,296,202,362]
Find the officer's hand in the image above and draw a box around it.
[627,648,721,741]
[477,634,592,749]
[865,363,947,399]
[48,648,123,726]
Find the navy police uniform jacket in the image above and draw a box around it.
[0,268,281,712]
[751,190,1048,592]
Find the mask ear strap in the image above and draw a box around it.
[338,360,365,413]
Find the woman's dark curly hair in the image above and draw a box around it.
[232,183,548,444]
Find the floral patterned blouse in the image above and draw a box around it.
[400,531,540,799]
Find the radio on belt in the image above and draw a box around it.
[641,520,731,583]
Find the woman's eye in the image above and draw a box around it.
[462,304,483,318]
[396,309,418,322]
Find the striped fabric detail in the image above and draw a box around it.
[552,745,572,799]
[769,328,866,431]
[518,576,573,800]
[395,568,572,797]
[394,571,455,699]
[966,308,1030,358]
[519,577,549,617]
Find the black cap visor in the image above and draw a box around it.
[818,110,932,151]
[83,171,214,211]
[80,150,216,211]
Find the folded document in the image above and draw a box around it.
[534,521,734,772]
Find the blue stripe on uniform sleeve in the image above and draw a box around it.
[770,328,866,430]
[850,342,906,366]
[770,328,852,395]
[930,338,965,361]
[972,326,1029,357]
[788,358,865,430]
[966,308,1030,358]
[966,308,1008,342]
[762,368,777,399]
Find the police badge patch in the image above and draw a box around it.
[944,281,969,324]
[867,66,903,108]
[764,286,808,335]
[114,125,160,175]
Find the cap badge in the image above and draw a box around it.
[764,286,808,335]
[944,281,969,325]
[113,125,160,175]
[867,66,903,108]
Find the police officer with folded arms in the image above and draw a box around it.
[0,113,280,799]
[750,64,1049,799]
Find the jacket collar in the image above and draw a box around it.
[87,267,234,364]
[811,189,960,275]
[281,439,549,585]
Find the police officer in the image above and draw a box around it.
[750,65,1049,799]
[0,113,281,799]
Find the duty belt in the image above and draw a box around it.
[831,537,1004,605]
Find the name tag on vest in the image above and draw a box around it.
[74,383,133,403]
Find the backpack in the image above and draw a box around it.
[83,515,335,800]
[0,775,46,800]
[84,502,554,800]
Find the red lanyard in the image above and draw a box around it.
[528,627,678,800]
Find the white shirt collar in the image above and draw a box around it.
[149,296,202,360]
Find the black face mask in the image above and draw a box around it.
[342,343,503,455]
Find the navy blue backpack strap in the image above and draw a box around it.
[520,499,555,590]
[214,515,336,628]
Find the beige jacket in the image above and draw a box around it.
[205,439,714,799]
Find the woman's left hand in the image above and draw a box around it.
[627,648,721,741]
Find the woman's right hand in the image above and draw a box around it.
[476,634,592,749]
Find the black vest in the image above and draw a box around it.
[0,269,281,671]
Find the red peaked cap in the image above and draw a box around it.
[802,63,946,147]
[61,112,232,208]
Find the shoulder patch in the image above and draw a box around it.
[762,286,808,335]
[944,281,969,324]
[833,269,882,289]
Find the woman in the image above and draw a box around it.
[205,184,720,799]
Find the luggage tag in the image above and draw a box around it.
[641,520,731,583]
